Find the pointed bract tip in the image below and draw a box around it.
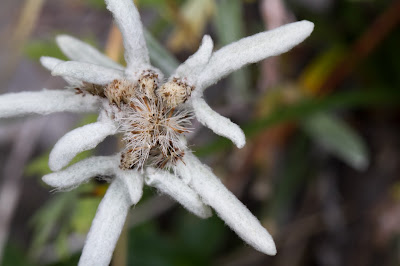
[50,64,62,77]
[55,34,70,43]
[264,237,277,256]
[201,35,213,48]
[55,34,75,49]
[48,148,62,172]
[39,56,49,65]
[40,56,62,71]
[236,136,246,149]
[42,174,57,188]
[252,230,277,255]
[297,20,315,36]
[49,164,62,172]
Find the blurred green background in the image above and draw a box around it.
[0,0,399,265]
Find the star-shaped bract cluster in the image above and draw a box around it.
[0,0,314,265]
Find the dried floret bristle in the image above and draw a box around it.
[120,146,150,170]
[115,88,193,170]
[148,145,186,169]
[82,82,106,97]
[101,70,193,170]
[72,82,105,97]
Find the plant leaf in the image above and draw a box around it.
[70,197,102,234]
[28,192,78,259]
[301,113,369,170]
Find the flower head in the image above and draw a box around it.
[0,0,314,265]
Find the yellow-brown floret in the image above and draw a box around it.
[156,78,194,108]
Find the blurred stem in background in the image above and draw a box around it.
[104,23,124,63]
[309,0,400,95]
[258,0,291,91]
[0,0,45,87]
[0,119,46,262]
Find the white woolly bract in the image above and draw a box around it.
[40,56,63,71]
[105,0,150,73]
[116,94,193,169]
[78,178,134,266]
[49,120,118,171]
[0,90,100,118]
[40,57,82,86]
[145,167,212,219]
[177,152,277,255]
[42,155,119,191]
[52,61,125,85]
[115,168,144,206]
[173,35,214,85]
[191,97,245,148]
[194,20,314,95]
[56,35,124,70]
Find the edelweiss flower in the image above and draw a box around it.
[0,0,314,265]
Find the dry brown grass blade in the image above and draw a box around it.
[112,223,128,266]
[0,0,45,86]
[167,0,215,52]
[105,23,124,63]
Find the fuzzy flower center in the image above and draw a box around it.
[100,70,193,170]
